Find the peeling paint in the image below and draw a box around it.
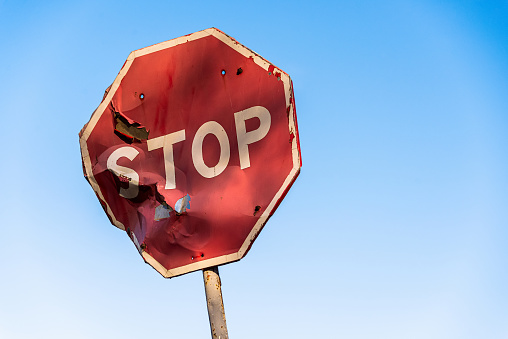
[175,194,191,214]
[155,203,173,221]
[111,104,149,141]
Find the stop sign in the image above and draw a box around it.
[79,28,301,278]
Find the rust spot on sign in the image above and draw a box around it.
[118,174,131,183]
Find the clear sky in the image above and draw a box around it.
[1,1,507,338]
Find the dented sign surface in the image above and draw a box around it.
[79,28,301,278]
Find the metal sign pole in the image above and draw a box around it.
[203,266,229,339]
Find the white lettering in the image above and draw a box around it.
[142,106,271,189]
[106,147,140,199]
[147,130,186,189]
[234,106,271,169]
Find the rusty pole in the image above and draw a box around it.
[203,266,229,339]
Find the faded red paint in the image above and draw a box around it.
[80,28,301,278]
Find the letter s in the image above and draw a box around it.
[106,146,140,199]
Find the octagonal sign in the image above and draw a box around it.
[79,28,301,278]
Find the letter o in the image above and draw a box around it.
[192,121,230,178]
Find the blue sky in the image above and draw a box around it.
[1,1,507,338]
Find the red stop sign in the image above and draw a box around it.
[79,28,301,278]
